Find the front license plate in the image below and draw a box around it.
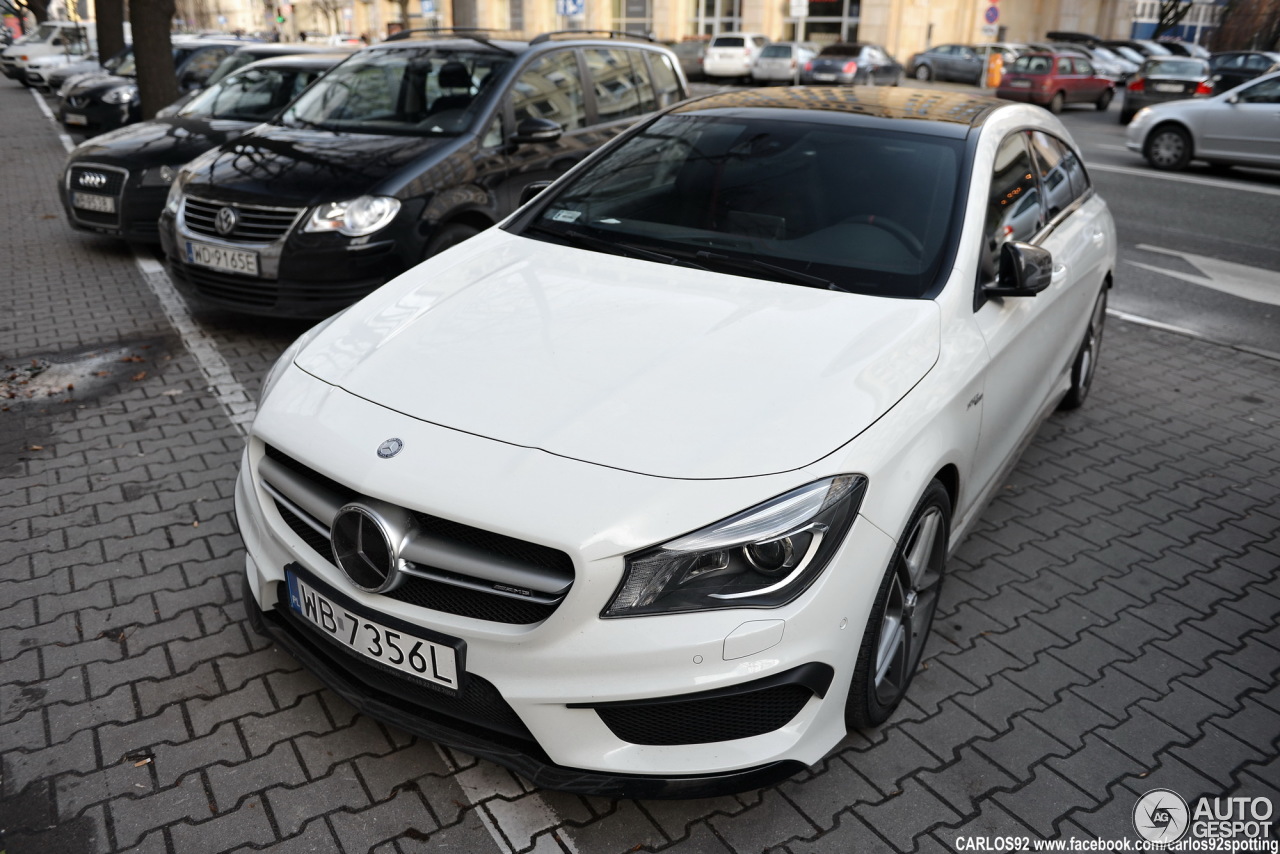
[286,569,463,692]
[72,192,115,213]
[1008,79,1032,88]
[813,73,836,81]
[64,113,87,125]
[1154,83,1183,93]
[185,240,259,277]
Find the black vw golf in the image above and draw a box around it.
[61,53,345,243]
[157,32,687,318]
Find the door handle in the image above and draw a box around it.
[1091,230,1105,245]
[1051,264,1068,282]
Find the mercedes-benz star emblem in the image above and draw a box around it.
[79,172,108,189]
[214,206,239,236]
[331,506,398,593]
[377,438,404,459]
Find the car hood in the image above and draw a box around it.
[293,229,940,480]
[70,116,254,167]
[184,124,453,205]
[66,74,134,96]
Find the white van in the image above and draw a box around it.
[1,21,98,84]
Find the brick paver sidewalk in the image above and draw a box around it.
[2,83,1277,854]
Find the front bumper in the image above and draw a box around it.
[58,99,136,135]
[61,161,169,243]
[235,370,900,792]
[159,204,421,319]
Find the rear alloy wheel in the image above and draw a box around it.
[1048,91,1065,114]
[1059,287,1107,411]
[1144,125,1192,171]
[1095,88,1113,111]
[914,64,931,81]
[846,480,950,729]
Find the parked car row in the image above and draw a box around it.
[57,32,690,318]
[667,34,905,87]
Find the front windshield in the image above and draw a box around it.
[114,46,192,78]
[280,47,512,136]
[32,23,61,43]
[179,66,316,120]
[515,114,963,298]
[203,51,258,88]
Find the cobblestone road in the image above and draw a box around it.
[2,82,1278,854]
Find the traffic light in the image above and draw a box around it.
[275,7,286,22]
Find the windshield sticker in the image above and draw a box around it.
[550,209,581,223]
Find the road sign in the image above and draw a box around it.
[556,0,585,16]
[790,0,807,17]
[420,0,434,16]
[984,5,999,23]
[981,24,999,37]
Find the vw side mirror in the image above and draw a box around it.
[511,116,562,145]
[985,241,1053,297]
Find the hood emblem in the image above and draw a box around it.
[214,206,239,236]
[78,171,108,189]
[377,438,404,459]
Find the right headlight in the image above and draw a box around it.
[603,475,867,618]
[258,308,348,404]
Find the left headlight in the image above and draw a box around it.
[304,195,401,237]
[604,475,867,618]
[101,85,138,105]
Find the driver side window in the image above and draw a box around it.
[1238,77,1280,103]
[981,133,1041,284]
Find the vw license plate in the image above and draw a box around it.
[64,113,87,126]
[185,240,259,277]
[72,192,115,213]
[285,569,463,692]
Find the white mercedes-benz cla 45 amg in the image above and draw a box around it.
[236,87,1115,798]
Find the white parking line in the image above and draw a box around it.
[1088,161,1280,197]
[31,87,258,436]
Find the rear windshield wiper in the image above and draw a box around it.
[691,250,849,292]
[526,224,706,270]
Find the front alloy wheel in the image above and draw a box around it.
[1059,286,1107,410]
[847,480,950,728]
[1145,125,1192,171]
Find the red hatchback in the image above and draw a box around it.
[997,52,1115,114]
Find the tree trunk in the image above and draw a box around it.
[1153,0,1194,38]
[129,0,177,120]
[96,0,127,67]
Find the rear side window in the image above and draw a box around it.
[712,37,745,48]
[1056,57,1072,74]
[1072,58,1094,75]
[647,51,683,108]
[514,50,586,131]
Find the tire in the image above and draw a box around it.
[1058,287,1107,411]
[846,480,951,729]
[914,64,931,81]
[1095,88,1113,111]
[423,222,480,259]
[1118,108,1135,125]
[1048,91,1065,114]
[1144,124,1192,171]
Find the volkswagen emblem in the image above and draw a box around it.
[214,206,239,236]
[331,505,405,593]
[377,438,404,459]
[78,171,108,189]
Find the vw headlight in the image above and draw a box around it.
[141,165,177,186]
[304,195,401,237]
[101,85,138,105]
[163,170,189,214]
[604,475,867,618]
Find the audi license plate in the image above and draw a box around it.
[72,192,115,213]
[64,113,87,125]
[285,568,463,693]
[186,240,259,277]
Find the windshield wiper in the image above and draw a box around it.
[691,250,849,292]
[526,224,706,270]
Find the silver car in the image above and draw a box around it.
[1125,70,1280,171]
[750,42,817,84]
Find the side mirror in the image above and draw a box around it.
[1226,93,1239,104]
[511,116,562,145]
[986,241,1053,298]
[51,37,63,46]
[519,180,553,206]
